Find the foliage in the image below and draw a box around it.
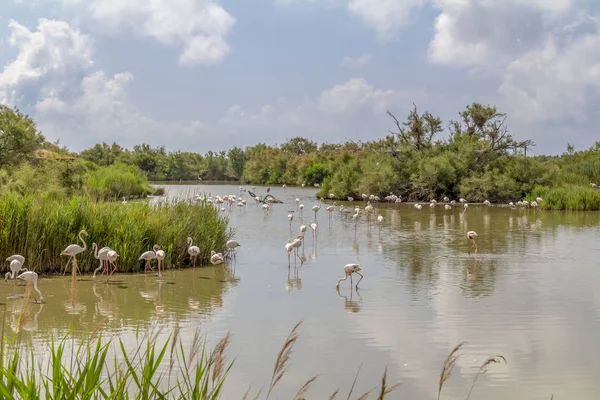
[528,185,600,211]
[85,163,154,200]
[0,105,45,169]
[0,192,231,273]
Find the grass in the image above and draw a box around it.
[528,185,600,211]
[0,192,232,273]
[2,306,514,400]
[86,163,154,201]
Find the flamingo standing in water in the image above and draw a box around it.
[312,204,320,220]
[61,230,88,276]
[139,244,160,273]
[226,240,241,260]
[92,243,112,280]
[309,221,317,240]
[467,231,478,254]
[187,237,201,268]
[299,224,307,252]
[5,255,27,283]
[155,247,165,280]
[17,271,44,303]
[336,264,363,289]
[106,250,119,280]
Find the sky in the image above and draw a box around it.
[0,0,599,155]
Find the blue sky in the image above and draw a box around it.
[0,0,599,155]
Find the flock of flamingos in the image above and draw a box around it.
[4,184,544,304]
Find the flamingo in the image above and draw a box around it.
[92,243,113,280]
[467,231,478,254]
[17,271,44,303]
[187,237,201,268]
[156,247,165,280]
[291,235,303,263]
[5,258,27,283]
[106,250,119,279]
[336,264,363,289]
[61,230,88,276]
[309,221,317,240]
[139,244,160,273]
[377,214,383,224]
[288,212,294,228]
[326,205,335,224]
[311,204,320,220]
[226,239,241,259]
[210,251,224,265]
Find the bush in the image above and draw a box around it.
[86,163,153,200]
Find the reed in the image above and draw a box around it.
[529,185,600,211]
[0,192,232,273]
[0,318,514,400]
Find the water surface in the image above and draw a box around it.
[3,184,600,399]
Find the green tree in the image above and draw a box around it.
[228,146,246,178]
[281,137,318,155]
[0,105,45,168]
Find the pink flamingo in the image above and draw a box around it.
[336,263,363,289]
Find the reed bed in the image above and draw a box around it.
[0,192,232,273]
[0,317,513,400]
[529,185,600,211]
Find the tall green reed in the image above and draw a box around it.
[0,192,232,273]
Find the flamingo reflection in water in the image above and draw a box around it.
[336,286,362,313]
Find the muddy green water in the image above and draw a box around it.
[3,184,600,399]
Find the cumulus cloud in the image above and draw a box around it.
[0,18,202,150]
[428,0,600,125]
[12,0,236,66]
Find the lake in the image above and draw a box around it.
[4,183,600,399]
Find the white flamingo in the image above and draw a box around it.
[467,231,478,254]
[139,244,160,273]
[187,237,201,268]
[5,255,27,282]
[336,264,363,289]
[226,239,241,259]
[106,250,119,280]
[92,243,113,280]
[17,271,44,303]
[61,230,88,276]
[156,247,165,280]
[312,204,320,220]
[210,251,224,265]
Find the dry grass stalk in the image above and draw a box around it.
[346,362,363,400]
[266,320,303,399]
[328,389,340,400]
[186,330,201,372]
[241,385,252,400]
[211,332,231,384]
[293,374,320,400]
[376,367,400,400]
[438,341,467,400]
[168,324,181,379]
[355,388,375,400]
[465,355,507,400]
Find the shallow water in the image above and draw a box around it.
[3,184,600,399]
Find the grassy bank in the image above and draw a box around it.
[1,318,511,399]
[528,185,600,211]
[0,192,231,273]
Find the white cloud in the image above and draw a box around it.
[319,77,421,114]
[89,0,235,65]
[428,0,600,124]
[347,0,426,41]
[341,53,372,69]
[0,18,93,104]
[0,18,202,150]
[11,0,236,66]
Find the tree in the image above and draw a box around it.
[453,102,534,155]
[228,146,246,178]
[387,104,442,151]
[281,137,318,155]
[0,105,45,168]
